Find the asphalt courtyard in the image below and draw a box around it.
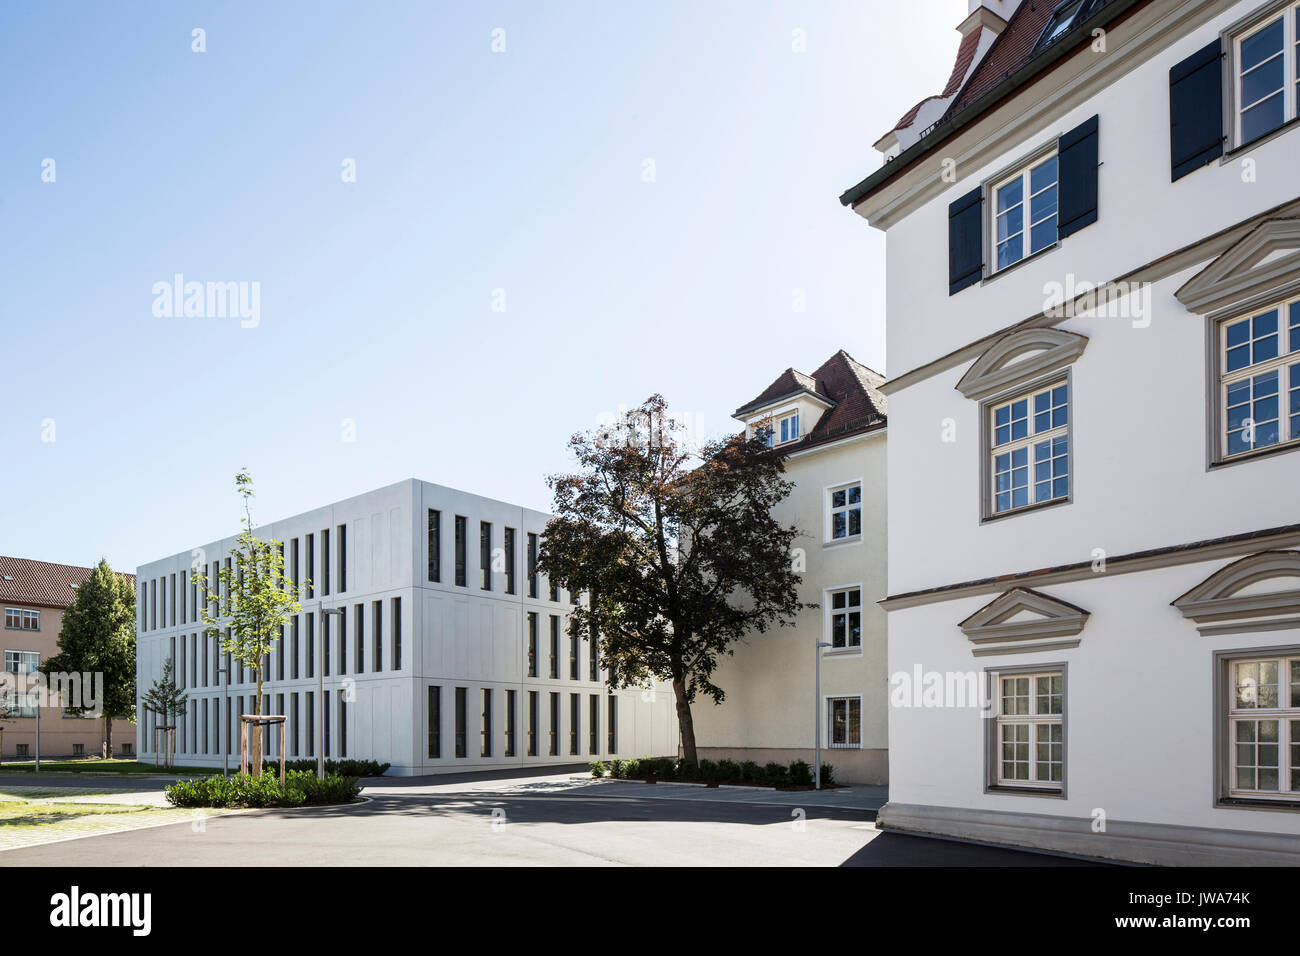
[0,767,1107,866]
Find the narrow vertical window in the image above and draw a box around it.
[305,691,315,757]
[338,524,347,593]
[427,509,441,583]
[608,695,617,754]
[322,611,331,676]
[589,632,599,682]
[549,692,560,755]
[527,532,539,598]
[391,596,402,670]
[305,612,315,679]
[428,685,442,758]
[355,604,365,674]
[504,527,517,595]
[338,611,347,677]
[569,627,579,680]
[589,694,599,755]
[321,528,331,597]
[454,516,467,587]
[549,616,560,679]
[373,600,383,672]
[480,521,492,591]
[338,691,347,758]
[527,612,539,678]
[323,689,331,756]
[290,693,299,756]
[454,687,467,758]
[528,691,539,756]
[505,689,517,757]
[481,688,493,757]
[569,693,580,755]
[291,615,300,680]
[305,534,315,599]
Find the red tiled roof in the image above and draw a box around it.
[0,556,135,609]
[737,350,887,452]
[944,0,1058,119]
[735,367,825,415]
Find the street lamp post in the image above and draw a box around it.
[814,641,831,790]
[321,608,344,781]
[218,660,229,777]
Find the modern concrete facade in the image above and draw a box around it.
[0,556,136,759]
[842,0,1300,863]
[134,479,678,775]
[693,351,889,784]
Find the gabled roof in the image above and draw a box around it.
[0,556,135,610]
[888,27,984,134]
[736,350,887,452]
[942,0,1060,120]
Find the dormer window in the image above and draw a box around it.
[777,412,799,445]
[1033,0,1099,55]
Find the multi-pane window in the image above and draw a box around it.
[428,686,441,758]
[427,509,441,583]
[454,516,467,587]
[1234,4,1300,146]
[764,411,800,446]
[994,671,1064,789]
[990,381,1069,515]
[4,608,39,630]
[1225,656,1300,797]
[480,521,492,591]
[992,153,1058,271]
[1221,300,1300,458]
[504,527,517,595]
[829,483,862,540]
[3,650,40,716]
[827,696,862,748]
[828,587,862,649]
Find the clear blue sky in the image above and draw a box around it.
[1,0,967,571]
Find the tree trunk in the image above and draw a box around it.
[103,714,112,759]
[252,672,263,776]
[672,676,697,766]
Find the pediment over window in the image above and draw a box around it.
[1172,551,1300,636]
[1175,217,1300,316]
[956,329,1089,402]
[958,587,1089,656]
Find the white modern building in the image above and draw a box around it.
[135,479,678,775]
[692,350,890,784]
[842,0,1300,863]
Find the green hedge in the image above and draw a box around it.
[165,769,361,808]
[591,758,835,790]
[274,758,390,778]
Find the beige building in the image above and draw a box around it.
[693,350,889,784]
[0,556,136,760]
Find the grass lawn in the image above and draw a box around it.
[0,788,221,851]
[0,758,220,776]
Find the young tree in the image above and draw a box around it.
[538,395,809,765]
[141,657,186,768]
[195,469,304,775]
[40,558,137,758]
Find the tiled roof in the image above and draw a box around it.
[943,0,1056,119]
[735,367,826,415]
[737,350,887,453]
[0,556,135,609]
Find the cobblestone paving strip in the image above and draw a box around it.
[0,787,224,852]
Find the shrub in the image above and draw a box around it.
[675,759,699,781]
[764,762,790,787]
[788,760,814,787]
[609,758,627,779]
[164,769,359,808]
[716,759,740,783]
[622,759,641,779]
[698,759,718,781]
[819,763,836,786]
[589,761,607,778]
[739,761,763,784]
[277,758,389,778]
[638,757,673,780]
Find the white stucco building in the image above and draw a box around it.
[692,351,890,784]
[842,0,1300,863]
[135,479,678,775]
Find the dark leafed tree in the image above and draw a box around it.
[40,558,137,758]
[538,395,809,765]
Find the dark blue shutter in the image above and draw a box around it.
[1057,114,1099,239]
[1170,39,1224,181]
[948,187,983,295]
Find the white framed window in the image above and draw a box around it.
[764,411,799,446]
[993,671,1064,790]
[1232,2,1300,147]
[1220,298,1300,458]
[1224,654,1300,799]
[991,152,1059,272]
[826,587,862,650]
[3,649,40,717]
[826,696,862,748]
[827,481,862,541]
[988,380,1070,516]
[4,608,39,631]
